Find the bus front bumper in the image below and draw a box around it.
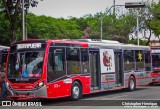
[6,85,47,100]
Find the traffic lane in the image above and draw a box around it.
[1,85,160,109]
[83,85,160,100]
[41,85,160,106]
[1,85,160,106]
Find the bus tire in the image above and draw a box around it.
[70,81,82,100]
[128,76,136,91]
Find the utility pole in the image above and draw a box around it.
[100,2,150,42]
[22,0,25,40]
[137,12,139,45]
[113,0,115,15]
[100,5,125,41]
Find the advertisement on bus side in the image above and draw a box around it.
[100,49,115,73]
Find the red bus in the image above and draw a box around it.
[0,46,9,65]
[5,39,152,100]
[151,46,160,83]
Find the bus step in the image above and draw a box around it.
[116,83,122,87]
[91,86,99,90]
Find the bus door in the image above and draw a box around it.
[114,51,123,87]
[89,50,100,90]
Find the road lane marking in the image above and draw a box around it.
[112,95,128,99]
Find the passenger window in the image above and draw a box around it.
[135,50,144,70]
[47,47,66,83]
[145,51,151,71]
[67,48,80,74]
[124,50,135,71]
[81,48,89,74]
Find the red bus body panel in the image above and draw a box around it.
[5,39,152,100]
[151,46,160,83]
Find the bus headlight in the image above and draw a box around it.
[34,81,44,90]
[6,82,9,87]
[39,81,44,87]
[6,82,12,89]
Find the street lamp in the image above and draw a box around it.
[125,2,150,45]
[100,2,150,45]
[22,0,39,40]
[100,5,125,41]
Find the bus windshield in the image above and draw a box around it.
[7,51,44,79]
[152,54,160,69]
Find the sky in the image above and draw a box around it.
[30,0,159,18]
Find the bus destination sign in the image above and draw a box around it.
[17,43,42,49]
[151,49,160,53]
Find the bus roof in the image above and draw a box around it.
[0,45,9,50]
[12,39,47,45]
[72,39,120,44]
[11,39,149,50]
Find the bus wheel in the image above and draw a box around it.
[128,76,136,91]
[71,81,82,100]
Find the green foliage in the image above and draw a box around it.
[0,11,141,45]
[0,0,42,44]
[150,3,160,36]
[26,14,84,39]
[1,1,160,46]
[130,39,148,46]
[0,12,10,45]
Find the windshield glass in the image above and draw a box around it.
[152,54,160,68]
[7,51,44,79]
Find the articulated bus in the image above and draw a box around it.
[5,39,152,100]
[151,46,160,83]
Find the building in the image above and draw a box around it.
[150,40,160,46]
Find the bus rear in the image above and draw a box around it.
[6,40,47,99]
[151,47,160,83]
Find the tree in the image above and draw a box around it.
[150,2,160,40]
[26,13,84,40]
[0,0,42,44]
[0,12,10,45]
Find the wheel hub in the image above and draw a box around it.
[73,85,79,98]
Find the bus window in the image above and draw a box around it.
[152,54,160,70]
[8,53,18,77]
[67,48,80,74]
[8,51,44,78]
[0,49,8,65]
[124,50,135,71]
[24,52,44,75]
[81,48,89,74]
[145,51,151,71]
[135,50,144,70]
[47,47,66,82]
[53,49,64,71]
[1,53,7,64]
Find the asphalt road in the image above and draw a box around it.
[1,84,160,109]
[41,84,160,105]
